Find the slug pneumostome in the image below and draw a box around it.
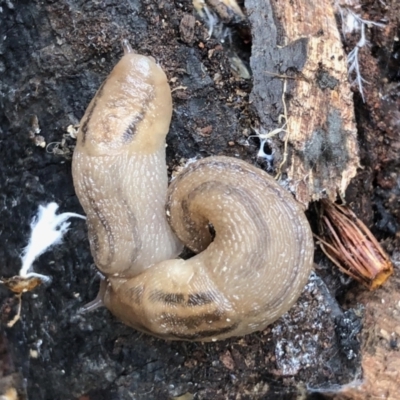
[72,42,314,341]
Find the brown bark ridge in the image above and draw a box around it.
[246,0,359,206]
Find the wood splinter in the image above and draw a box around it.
[315,200,393,290]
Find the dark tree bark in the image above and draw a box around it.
[247,0,358,206]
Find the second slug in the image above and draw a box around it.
[72,42,314,341]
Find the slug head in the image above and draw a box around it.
[75,52,172,156]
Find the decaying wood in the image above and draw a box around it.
[327,264,400,400]
[245,0,359,205]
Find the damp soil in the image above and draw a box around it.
[0,0,399,399]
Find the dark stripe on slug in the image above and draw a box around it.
[85,186,115,268]
[121,198,141,266]
[82,170,141,273]
[175,180,270,269]
[149,290,185,305]
[180,199,198,236]
[148,290,217,307]
[160,312,222,328]
[122,89,155,143]
[167,323,239,340]
[187,292,215,306]
[122,112,145,142]
[80,79,108,144]
[126,285,144,305]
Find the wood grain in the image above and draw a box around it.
[246,0,359,205]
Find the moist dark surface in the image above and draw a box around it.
[0,0,398,399]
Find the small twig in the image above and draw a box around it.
[264,70,311,84]
[275,79,290,180]
[7,294,22,328]
[171,85,187,93]
[264,71,297,80]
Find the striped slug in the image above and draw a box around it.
[72,41,314,341]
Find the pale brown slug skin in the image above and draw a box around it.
[104,156,314,341]
[72,46,314,341]
[72,48,183,277]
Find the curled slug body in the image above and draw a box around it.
[72,45,314,341]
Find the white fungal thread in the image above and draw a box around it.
[336,4,386,101]
[248,79,290,180]
[19,202,85,282]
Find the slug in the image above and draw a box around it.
[72,41,314,341]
